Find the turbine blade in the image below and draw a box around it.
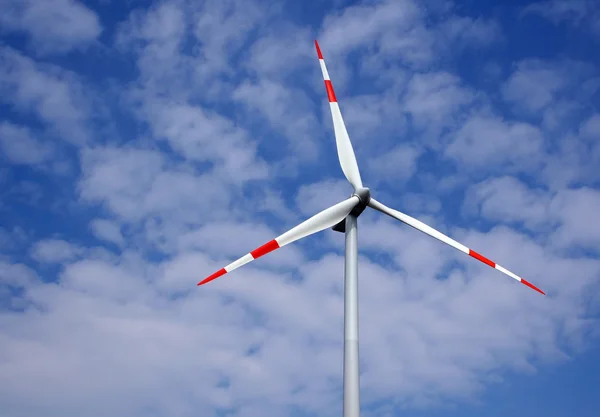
[368,198,545,295]
[198,196,360,285]
[315,40,363,190]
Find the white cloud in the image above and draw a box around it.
[117,0,264,100]
[438,15,502,48]
[522,0,600,38]
[77,144,267,254]
[579,113,600,139]
[30,239,83,263]
[549,187,600,250]
[466,176,600,252]
[332,91,409,150]
[464,177,552,229]
[78,146,166,221]
[0,122,53,165]
[538,126,600,190]
[0,46,91,144]
[501,59,598,134]
[249,188,297,224]
[320,0,424,63]
[400,193,442,214]
[189,0,264,77]
[245,26,313,81]
[319,0,501,75]
[60,258,149,302]
[116,1,188,97]
[0,227,28,252]
[295,179,352,216]
[445,115,544,172]
[233,80,320,160]
[367,144,422,185]
[0,261,38,287]
[120,1,184,44]
[0,0,102,55]
[138,101,269,185]
[118,0,317,181]
[403,72,476,136]
[502,59,571,113]
[90,219,124,247]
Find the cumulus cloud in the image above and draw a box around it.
[319,0,500,74]
[504,62,566,113]
[502,59,591,115]
[0,261,38,287]
[403,72,476,140]
[30,239,83,263]
[78,147,167,221]
[0,46,91,144]
[465,176,600,252]
[548,187,600,251]
[233,80,320,160]
[0,122,53,165]
[579,113,600,139]
[295,179,352,216]
[445,116,544,172]
[367,144,422,185]
[90,219,124,247]
[522,0,600,39]
[0,0,102,55]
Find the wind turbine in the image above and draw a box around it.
[198,40,545,417]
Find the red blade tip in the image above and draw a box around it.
[315,40,323,59]
[521,279,545,295]
[197,268,227,286]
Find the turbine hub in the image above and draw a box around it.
[353,187,371,206]
[350,187,370,217]
[332,188,371,233]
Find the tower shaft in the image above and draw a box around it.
[343,214,360,417]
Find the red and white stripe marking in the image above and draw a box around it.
[315,41,336,102]
[368,198,545,295]
[468,250,545,294]
[198,239,281,286]
[315,40,363,190]
[198,196,360,286]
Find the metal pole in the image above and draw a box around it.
[343,214,360,417]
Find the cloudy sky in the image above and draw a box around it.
[1,0,600,416]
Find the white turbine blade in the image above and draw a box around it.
[368,198,545,295]
[315,40,363,190]
[198,196,360,285]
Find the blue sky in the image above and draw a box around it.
[1,0,600,416]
